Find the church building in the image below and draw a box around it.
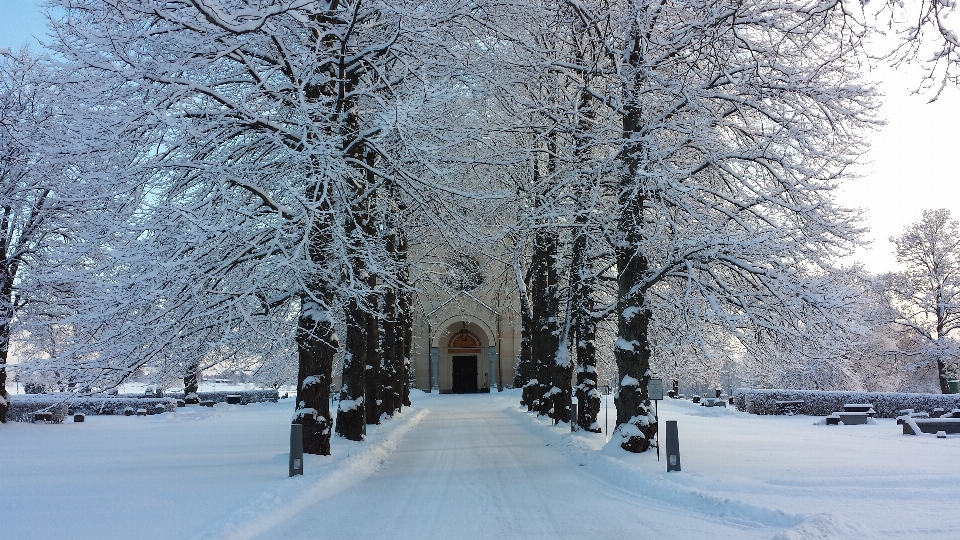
[408,252,521,393]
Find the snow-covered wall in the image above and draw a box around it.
[733,388,960,418]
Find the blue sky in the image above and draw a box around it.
[0,0,48,51]
[2,0,959,273]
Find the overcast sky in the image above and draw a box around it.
[3,0,959,275]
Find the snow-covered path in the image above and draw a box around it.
[255,394,764,540]
[5,389,958,539]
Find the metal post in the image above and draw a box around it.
[289,424,304,477]
[426,324,432,393]
[571,402,578,432]
[496,313,503,392]
[430,346,440,392]
[665,420,680,472]
[603,385,610,440]
[488,345,497,391]
[655,400,659,461]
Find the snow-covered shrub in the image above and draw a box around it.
[6,395,178,421]
[733,388,960,418]
[164,389,278,405]
[6,396,69,423]
[66,397,177,416]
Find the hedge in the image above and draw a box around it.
[6,396,70,423]
[6,389,279,423]
[68,397,178,416]
[733,388,960,418]
[7,395,178,422]
[164,389,279,405]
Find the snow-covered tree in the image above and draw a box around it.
[48,0,496,452]
[0,49,133,422]
[528,0,879,452]
[884,209,960,393]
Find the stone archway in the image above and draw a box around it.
[448,329,481,393]
[430,317,498,393]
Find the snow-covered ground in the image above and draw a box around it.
[1,390,957,539]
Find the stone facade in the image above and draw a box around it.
[409,259,521,393]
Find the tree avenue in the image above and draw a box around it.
[4,0,960,457]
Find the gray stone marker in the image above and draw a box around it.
[290,423,304,477]
[666,420,681,472]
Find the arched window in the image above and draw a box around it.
[448,330,482,353]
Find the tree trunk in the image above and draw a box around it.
[0,224,16,423]
[529,228,559,417]
[614,105,657,453]
[361,152,382,426]
[293,182,338,454]
[401,299,413,408]
[570,220,600,432]
[295,292,338,455]
[550,332,573,424]
[336,192,370,440]
[0,319,9,424]
[364,305,382,426]
[337,297,367,440]
[517,266,534,407]
[938,357,951,394]
[398,225,413,408]
[382,275,398,417]
[183,362,200,404]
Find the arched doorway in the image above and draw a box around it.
[448,329,481,393]
[427,314,499,393]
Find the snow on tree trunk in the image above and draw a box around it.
[337,298,367,441]
[183,363,200,405]
[515,258,534,407]
[0,277,10,424]
[0,321,8,424]
[295,181,339,455]
[571,219,600,433]
[397,222,413,409]
[529,227,560,417]
[614,106,656,453]
[381,266,398,417]
[364,307,382,426]
[295,296,337,455]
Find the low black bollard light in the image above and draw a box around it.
[666,420,681,472]
[289,423,304,477]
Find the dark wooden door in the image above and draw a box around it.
[451,355,478,393]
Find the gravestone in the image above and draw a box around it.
[290,423,304,477]
[666,420,681,472]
